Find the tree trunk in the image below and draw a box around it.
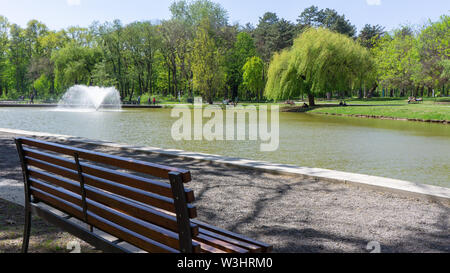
[167,68,171,97]
[308,94,315,106]
[367,83,378,98]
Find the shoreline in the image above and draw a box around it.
[1,127,449,204]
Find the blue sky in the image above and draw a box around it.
[0,0,449,33]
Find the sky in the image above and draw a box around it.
[0,0,449,33]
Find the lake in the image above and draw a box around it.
[0,107,449,187]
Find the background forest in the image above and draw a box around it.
[0,0,448,104]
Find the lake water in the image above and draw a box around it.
[0,107,449,187]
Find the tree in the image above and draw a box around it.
[123,21,161,96]
[170,0,228,29]
[371,17,450,98]
[297,6,356,37]
[416,15,450,95]
[276,19,296,51]
[254,12,280,62]
[0,16,9,97]
[242,56,264,101]
[160,19,184,97]
[358,24,385,49]
[372,29,419,97]
[225,32,256,99]
[97,20,129,98]
[191,19,225,104]
[265,28,374,106]
[52,43,102,92]
[8,24,30,96]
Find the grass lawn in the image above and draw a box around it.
[309,104,450,121]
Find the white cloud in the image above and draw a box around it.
[366,0,382,6]
[67,0,81,6]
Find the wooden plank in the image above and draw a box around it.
[86,198,187,251]
[82,173,197,218]
[194,233,249,253]
[86,188,200,237]
[87,213,179,253]
[26,157,197,218]
[193,240,227,253]
[28,169,199,236]
[24,148,195,202]
[26,157,79,181]
[30,187,84,220]
[20,137,192,182]
[199,228,261,253]
[192,220,273,253]
[29,168,80,193]
[29,185,186,253]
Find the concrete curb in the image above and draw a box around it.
[1,127,449,205]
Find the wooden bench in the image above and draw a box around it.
[15,137,272,253]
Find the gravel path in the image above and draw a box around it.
[0,131,448,253]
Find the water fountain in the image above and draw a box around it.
[57,85,122,111]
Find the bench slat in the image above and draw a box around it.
[30,180,201,253]
[20,137,192,183]
[25,157,197,218]
[195,233,249,253]
[193,240,227,253]
[24,148,195,202]
[199,228,262,253]
[28,169,199,236]
[192,220,273,253]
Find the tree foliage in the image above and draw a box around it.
[297,6,356,37]
[190,19,225,104]
[0,1,447,103]
[242,56,264,101]
[372,16,449,96]
[266,28,375,105]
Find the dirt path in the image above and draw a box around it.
[0,131,448,253]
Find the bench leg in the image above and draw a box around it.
[22,205,32,253]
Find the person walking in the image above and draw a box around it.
[30,92,35,104]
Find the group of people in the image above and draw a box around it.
[136,96,157,105]
[18,91,35,104]
[223,97,239,106]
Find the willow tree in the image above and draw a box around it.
[265,27,375,106]
[242,56,264,101]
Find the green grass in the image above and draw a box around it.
[309,104,450,121]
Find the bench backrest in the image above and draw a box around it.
[15,137,201,253]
